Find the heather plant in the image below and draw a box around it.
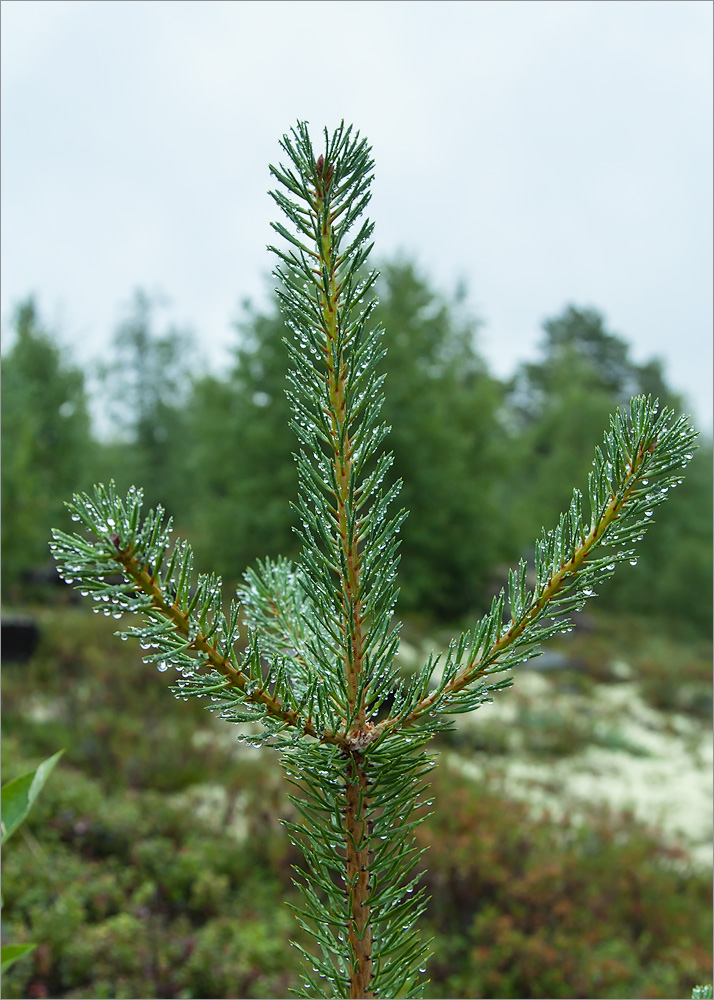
[50,121,700,999]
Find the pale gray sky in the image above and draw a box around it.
[2,0,712,428]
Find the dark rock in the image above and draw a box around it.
[2,613,40,663]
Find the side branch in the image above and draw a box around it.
[397,490,620,728]
[372,402,696,738]
[112,542,345,746]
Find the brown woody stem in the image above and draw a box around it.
[315,153,373,997]
[345,752,373,999]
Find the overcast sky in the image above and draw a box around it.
[2,0,712,429]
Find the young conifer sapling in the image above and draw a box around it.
[51,121,698,999]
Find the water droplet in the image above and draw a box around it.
[629,558,638,566]
[157,662,169,672]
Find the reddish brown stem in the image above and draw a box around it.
[314,155,373,997]
[345,753,373,999]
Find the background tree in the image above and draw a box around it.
[1,299,94,596]
[181,300,298,582]
[97,290,192,514]
[184,261,510,616]
[505,304,709,633]
[604,441,712,634]
[374,260,509,617]
[509,306,679,422]
[506,305,683,536]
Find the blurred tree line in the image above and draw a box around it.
[2,259,711,634]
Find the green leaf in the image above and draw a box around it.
[1,943,37,973]
[1,749,64,845]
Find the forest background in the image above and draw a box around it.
[3,265,712,631]
[2,265,712,998]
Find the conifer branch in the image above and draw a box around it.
[266,121,428,999]
[50,484,346,748]
[50,119,698,1000]
[371,396,697,737]
[266,121,407,749]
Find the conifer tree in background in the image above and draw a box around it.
[51,122,698,999]
[183,260,507,615]
[1,299,95,596]
[374,261,507,616]
[97,289,193,514]
[604,443,712,633]
[182,301,298,581]
[506,305,711,632]
[507,305,679,538]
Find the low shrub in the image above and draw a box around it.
[2,608,711,998]
[421,767,712,999]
